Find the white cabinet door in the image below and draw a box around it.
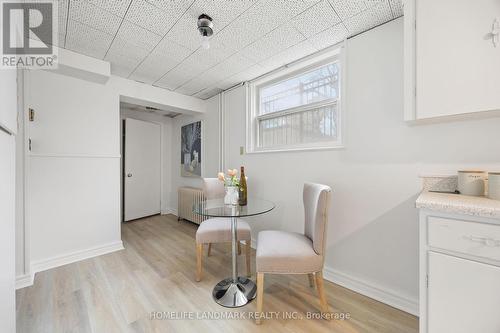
[428,251,500,333]
[411,0,500,119]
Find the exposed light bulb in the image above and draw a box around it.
[201,35,210,50]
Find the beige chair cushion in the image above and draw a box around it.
[256,230,323,274]
[196,218,251,244]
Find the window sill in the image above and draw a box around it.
[246,145,345,154]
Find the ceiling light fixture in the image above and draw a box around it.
[197,14,213,50]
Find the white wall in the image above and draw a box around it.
[120,109,173,216]
[20,66,207,280]
[168,95,221,212]
[222,18,500,315]
[0,69,18,332]
[25,70,122,268]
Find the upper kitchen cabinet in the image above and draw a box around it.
[404,0,500,121]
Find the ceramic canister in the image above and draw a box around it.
[488,172,500,200]
[457,171,487,196]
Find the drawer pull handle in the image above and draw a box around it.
[464,235,500,247]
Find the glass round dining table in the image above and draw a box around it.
[193,197,275,308]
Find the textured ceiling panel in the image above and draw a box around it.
[293,0,341,37]
[306,23,348,50]
[125,0,175,35]
[343,0,393,35]
[146,0,193,14]
[155,68,193,90]
[259,40,317,70]
[114,20,162,51]
[152,38,193,62]
[69,0,121,35]
[86,0,132,17]
[65,20,114,58]
[187,0,257,30]
[203,52,254,81]
[327,0,386,21]
[242,25,305,63]
[57,0,69,46]
[56,0,399,99]
[389,0,403,17]
[194,87,223,99]
[175,79,209,96]
[129,57,179,84]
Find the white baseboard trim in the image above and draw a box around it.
[15,273,34,290]
[323,266,419,316]
[30,241,124,278]
[162,208,178,216]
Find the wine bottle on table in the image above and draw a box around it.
[239,166,247,206]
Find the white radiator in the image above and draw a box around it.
[178,187,206,225]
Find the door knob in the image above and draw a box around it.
[127,173,132,177]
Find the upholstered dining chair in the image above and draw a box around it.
[255,182,332,324]
[195,178,252,282]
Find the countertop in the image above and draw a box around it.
[416,192,500,219]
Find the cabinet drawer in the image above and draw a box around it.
[428,217,500,261]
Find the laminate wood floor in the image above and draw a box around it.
[16,214,418,333]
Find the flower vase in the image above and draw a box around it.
[224,186,239,205]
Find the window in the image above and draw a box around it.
[247,48,343,153]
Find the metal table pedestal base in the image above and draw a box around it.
[212,277,257,307]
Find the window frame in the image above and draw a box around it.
[246,45,345,154]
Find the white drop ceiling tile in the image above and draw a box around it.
[125,0,173,35]
[242,25,305,63]
[57,0,69,41]
[86,0,132,17]
[65,19,114,58]
[204,52,254,79]
[293,0,341,37]
[343,1,392,35]
[175,79,208,95]
[115,20,162,51]
[275,0,322,18]
[219,63,266,88]
[105,51,142,75]
[215,1,294,51]
[186,0,257,29]
[307,23,347,50]
[154,38,193,61]
[183,44,231,71]
[107,38,150,62]
[194,87,223,99]
[164,15,205,51]
[146,0,193,15]
[389,0,403,17]
[258,40,317,70]
[155,69,192,90]
[174,60,209,79]
[215,78,240,90]
[327,0,385,21]
[69,0,122,35]
[131,56,180,82]
[110,63,138,77]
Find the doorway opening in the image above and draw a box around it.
[120,102,180,222]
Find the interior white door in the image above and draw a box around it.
[124,118,161,221]
[428,251,500,333]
